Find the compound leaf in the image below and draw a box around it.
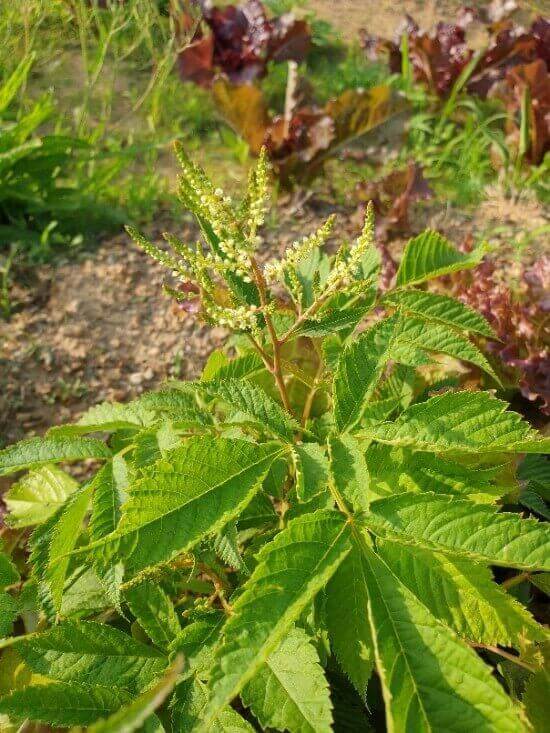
[86,438,283,573]
[362,545,524,733]
[200,510,351,730]
[241,627,333,733]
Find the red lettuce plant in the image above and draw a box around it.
[361,9,549,99]
[447,252,550,417]
[212,77,399,186]
[361,10,550,164]
[176,0,310,87]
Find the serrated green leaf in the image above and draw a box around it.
[529,576,550,601]
[131,422,181,470]
[85,438,283,573]
[328,434,369,512]
[213,523,246,572]
[395,230,486,287]
[201,352,265,383]
[4,465,78,528]
[330,672,375,732]
[86,657,182,733]
[386,289,496,338]
[363,492,550,570]
[171,677,254,732]
[60,568,110,618]
[201,350,229,381]
[0,593,18,639]
[0,437,110,477]
[96,562,125,616]
[294,304,373,338]
[90,457,129,541]
[393,317,499,382]
[170,611,224,676]
[294,443,329,502]
[124,581,180,649]
[361,545,524,733]
[377,540,544,645]
[19,621,166,692]
[241,627,333,733]
[202,379,299,440]
[0,683,130,726]
[333,314,492,433]
[333,317,398,432]
[200,510,351,730]
[520,489,550,520]
[137,390,213,426]
[519,455,550,501]
[523,668,550,733]
[326,549,374,696]
[0,551,19,588]
[369,390,550,454]
[376,363,416,411]
[48,401,156,437]
[45,483,94,612]
[237,491,277,531]
[365,444,505,503]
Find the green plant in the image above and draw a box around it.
[0,149,549,732]
[0,54,129,261]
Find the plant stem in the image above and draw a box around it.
[301,348,324,428]
[471,643,537,673]
[501,571,531,590]
[250,258,294,416]
[246,332,272,368]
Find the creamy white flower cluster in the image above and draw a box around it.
[244,147,270,239]
[325,201,375,290]
[128,148,278,337]
[263,214,336,285]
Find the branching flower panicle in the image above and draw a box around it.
[242,147,270,239]
[264,214,336,285]
[325,201,375,290]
